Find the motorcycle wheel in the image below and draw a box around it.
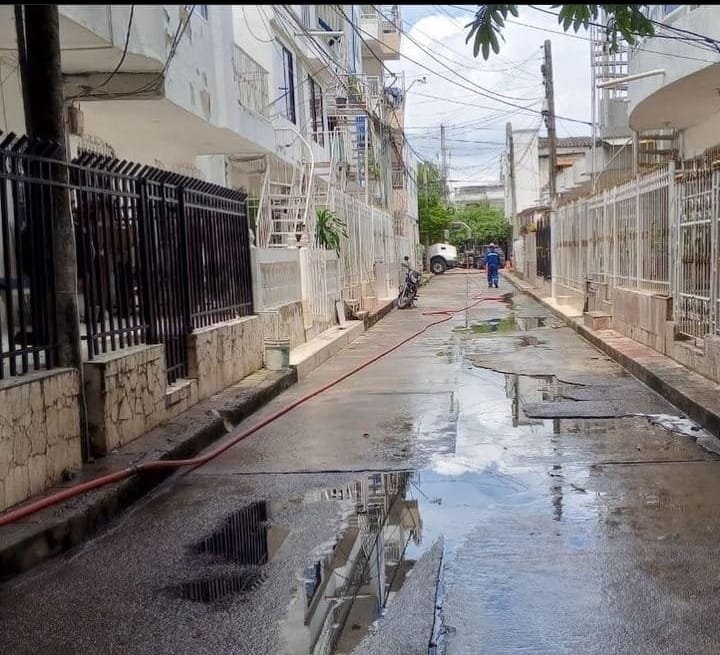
[397,290,411,309]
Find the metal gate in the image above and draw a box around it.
[536,211,551,280]
[674,163,716,339]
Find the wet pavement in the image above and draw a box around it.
[4,272,720,653]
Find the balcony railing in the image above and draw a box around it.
[392,168,404,189]
[361,5,400,32]
[233,44,269,119]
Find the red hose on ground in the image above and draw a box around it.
[0,294,506,527]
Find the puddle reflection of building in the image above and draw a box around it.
[283,472,423,655]
[505,374,565,521]
[505,373,549,428]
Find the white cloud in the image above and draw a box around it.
[390,7,592,186]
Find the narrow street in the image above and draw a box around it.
[4,272,720,655]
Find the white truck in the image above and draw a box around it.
[425,243,458,275]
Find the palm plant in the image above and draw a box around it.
[315,208,348,256]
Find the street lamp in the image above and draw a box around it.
[405,76,428,95]
[450,220,473,329]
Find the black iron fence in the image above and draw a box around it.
[0,135,61,379]
[71,155,146,359]
[536,212,551,281]
[0,134,253,384]
[73,155,254,383]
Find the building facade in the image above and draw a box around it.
[0,5,418,512]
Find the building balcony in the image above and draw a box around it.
[232,44,270,120]
[359,5,401,61]
[53,7,275,165]
[0,5,167,78]
[628,5,720,132]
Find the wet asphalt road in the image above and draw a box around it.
[4,272,720,654]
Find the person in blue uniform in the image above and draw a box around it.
[486,243,500,289]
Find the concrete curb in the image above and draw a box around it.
[290,321,366,379]
[502,271,720,439]
[0,368,296,583]
[365,297,395,329]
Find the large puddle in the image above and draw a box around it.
[169,303,720,653]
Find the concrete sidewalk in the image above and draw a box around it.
[0,300,396,582]
[503,270,720,438]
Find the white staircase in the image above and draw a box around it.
[267,161,312,247]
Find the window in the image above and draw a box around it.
[309,77,325,145]
[195,5,208,19]
[281,46,296,124]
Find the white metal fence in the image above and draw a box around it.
[551,158,720,340]
[674,162,716,338]
[553,163,673,297]
[300,249,340,329]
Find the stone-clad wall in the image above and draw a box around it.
[187,316,263,400]
[0,370,82,512]
[84,344,167,455]
[1,318,265,510]
[85,316,263,456]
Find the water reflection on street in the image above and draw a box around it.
[282,473,423,655]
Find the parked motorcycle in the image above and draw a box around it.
[397,258,421,309]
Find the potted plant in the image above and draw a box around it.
[315,208,348,255]
[368,152,381,181]
[348,75,362,104]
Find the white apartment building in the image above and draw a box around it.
[0,4,418,333]
[452,183,504,211]
[0,5,419,512]
[627,5,720,159]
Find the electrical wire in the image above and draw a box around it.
[278,6,425,186]
[94,6,136,90]
[529,5,720,55]
[76,5,196,100]
[346,7,592,128]
[373,4,544,104]
[452,4,719,64]
[400,5,542,81]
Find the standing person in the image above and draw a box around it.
[486,243,500,289]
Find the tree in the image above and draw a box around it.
[449,205,511,248]
[466,5,654,60]
[417,162,454,244]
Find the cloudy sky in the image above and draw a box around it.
[388,5,593,186]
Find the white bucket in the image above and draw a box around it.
[264,339,290,370]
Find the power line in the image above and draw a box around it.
[350,8,592,127]
[398,5,542,81]
[95,6,135,91]
[74,5,196,100]
[452,5,719,64]
[528,5,720,55]
[374,4,543,104]
[279,5,424,186]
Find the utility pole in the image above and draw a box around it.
[541,40,558,203]
[440,123,449,202]
[506,121,517,227]
[15,8,83,377]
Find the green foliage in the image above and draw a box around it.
[315,208,348,256]
[418,162,454,244]
[449,205,512,248]
[466,5,654,59]
[417,161,511,246]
